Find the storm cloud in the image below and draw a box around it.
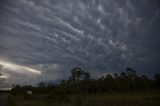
[0,0,160,88]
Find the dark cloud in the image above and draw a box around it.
[0,0,160,88]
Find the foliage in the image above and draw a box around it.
[6,67,160,106]
[7,90,160,106]
[154,73,160,88]
[10,67,160,95]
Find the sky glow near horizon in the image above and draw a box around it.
[0,60,41,74]
[0,0,160,88]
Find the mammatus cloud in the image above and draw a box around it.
[0,0,160,88]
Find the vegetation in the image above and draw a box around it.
[7,90,160,106]
[5,67,160,105]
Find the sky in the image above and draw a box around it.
[0,0,160,89]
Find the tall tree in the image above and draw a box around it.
[154,73,160,88]
[126,68,137,79]
[38,82,46,87]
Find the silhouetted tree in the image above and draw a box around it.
[104,74,114,92]
[114,73,118,79]
[69,68,83,82]
[9,67,158,95]
[38,82,46,87]
[83,71,90,80]
[126,68,137,79]
[68,67,91,94]
[154,73,160,88]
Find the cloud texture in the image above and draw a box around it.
[0,0,160,88]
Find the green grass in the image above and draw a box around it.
[7,90,160,106]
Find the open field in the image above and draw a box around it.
[6,90,160,106]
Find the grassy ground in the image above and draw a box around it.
[7,90,160,106]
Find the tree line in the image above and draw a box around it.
[12,67,160,95]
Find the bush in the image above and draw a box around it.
[24,94,33,100]
[47,91,71,103]
[73,95,86,106]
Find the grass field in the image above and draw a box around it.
[7,90,160,106]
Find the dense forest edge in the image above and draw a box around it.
[0,67,160,106]
[8,67,160,94]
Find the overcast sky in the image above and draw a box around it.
[0,0,160,88]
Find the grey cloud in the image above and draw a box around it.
[0,0,160,88]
